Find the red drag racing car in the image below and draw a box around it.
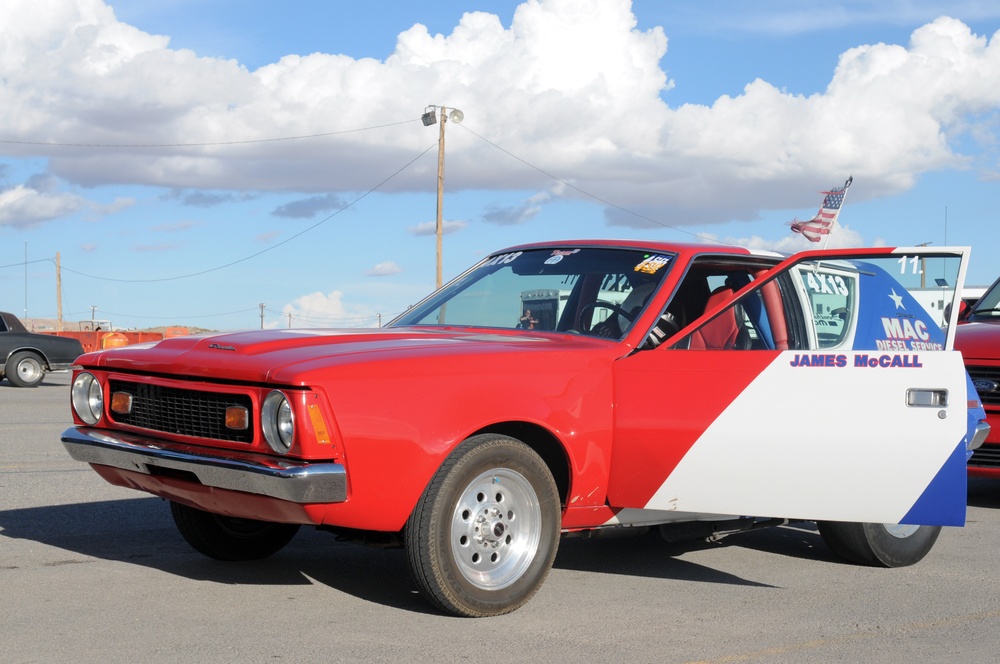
[61,241,988,616]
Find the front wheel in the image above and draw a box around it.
[405,434,561,617]
[6,351,45,388]
[817,521,941,567]
[170,502,300,561]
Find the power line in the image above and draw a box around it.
[8,115,743,308]
[0,119,420,148]
[58,141,438,283]
[0,258,55,270]
[273,309,389,326]
[95,307,261,321]
[456,123,735,245]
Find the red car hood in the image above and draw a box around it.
[77,327,614,384]
[955,320,1000,361]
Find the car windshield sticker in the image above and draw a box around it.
[805,271,849,296]
[634,254,670,274]
[544,249,580,265]
[482,251,523,267]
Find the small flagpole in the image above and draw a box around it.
[819,175,853,250]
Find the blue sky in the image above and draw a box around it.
[1,0,998,330]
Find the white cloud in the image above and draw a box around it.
[723,224,878,253]
[97,196,135,214]
[480,189,555,225]
[271,193,347,218]
[150,220,202,233]
[1,1,998,227]
[0,183,87,227]
[407,219,467,236]
[0,177,133,227]
[366,261,402,276]
[676,1,1000,36]
[133,242,181,252]
[280,290,379,328]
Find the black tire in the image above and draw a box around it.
[169,501,300,561]
[404,434,561,617]
[6,351,45,388]
[817,521,941,567]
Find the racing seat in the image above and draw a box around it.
[687,286,750,350]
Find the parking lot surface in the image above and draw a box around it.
[3,372,1000,663]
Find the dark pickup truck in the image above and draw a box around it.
[0,312,84,387]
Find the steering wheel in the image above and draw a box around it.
[579,301,634,335]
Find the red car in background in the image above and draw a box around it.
[958,275,1000,477]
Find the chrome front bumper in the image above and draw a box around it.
[62,427,347,504]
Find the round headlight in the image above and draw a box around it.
[262,390,294,453]
[72,372,104,425]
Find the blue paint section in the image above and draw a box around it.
[965,372,988,461]
[852,261,946,351]
[900,437,968,526]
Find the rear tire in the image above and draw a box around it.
[405,434,561,617]
[170,501,300,561]
[7,351,45,388]
[817,521,941,567]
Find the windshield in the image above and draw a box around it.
[971,278,1000,318]
[391,247,675,338]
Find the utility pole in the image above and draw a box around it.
[422,105,463,289]
[56,252,63,332]
[259,303,265,329]
[435,106,446,290]
[916,242,931,289]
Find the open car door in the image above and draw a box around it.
[608,246,971,526]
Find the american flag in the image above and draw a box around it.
[790,176,853,243]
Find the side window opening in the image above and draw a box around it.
[794,266,857,348]
[666,267,850,352]
[641,259,788,351]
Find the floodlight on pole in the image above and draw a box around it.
[423,104,463,289]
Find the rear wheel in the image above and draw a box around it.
[7,351,45,388]
[405,434,561,617]
[817,521,941,567]
[170,501,300,561]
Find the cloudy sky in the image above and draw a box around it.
[1,0,998,330]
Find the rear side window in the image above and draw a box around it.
[794,266,856,349]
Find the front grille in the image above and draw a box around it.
[970,443,1000,469]
[108,379,254,443]
[967,366,1000,406]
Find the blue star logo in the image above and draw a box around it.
[888,289,906,310]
